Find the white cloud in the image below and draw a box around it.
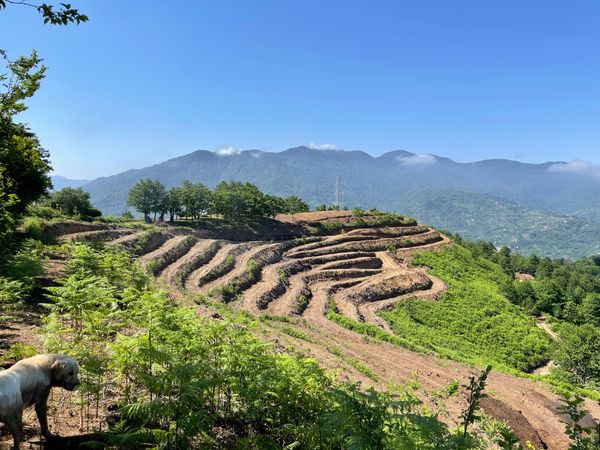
[308,141,337,150]
[215,146,242,156]
[548,160,600,177]
[395,154,437,166]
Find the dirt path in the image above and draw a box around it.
[108,230,144,247]
[197,242,271,293]
[185,242,241,290]
[160,239,220,286]
[537,317,558,340]
[59,228,135,242]
[139,235,189,267]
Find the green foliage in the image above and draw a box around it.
[39,242,511,448]
[554,324,600,388]
[281,195,309,215]
[380,245,552,372]
[558,393,600,449]
[127,178,167,221]
[0,342,39,364]
[405,188,600,259]
[145,236,197,276]
[126,178,311,224]
[26,202,66,220]
[327,307,431,355]
[352,207,365,217]
[179,179,211,220]
[0,277,26,304]
[280,326,316,343]
[0,238,45,302]
[212,180,275,220]
[458,234,600,323]
[201,254,235,286]
[0,1,88,25]
[385,243,397,254]
[121,210,134,220]
[291,294,310,315]
[328,345,379,381]
[47,186,100,218]
[0,50,52,241]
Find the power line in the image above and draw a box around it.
[334,175,342,208]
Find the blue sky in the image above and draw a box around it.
[2,1,600,178]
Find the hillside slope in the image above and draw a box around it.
[49,212,600,448]
[80,147,600,257]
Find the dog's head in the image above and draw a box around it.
[51,355,81,391]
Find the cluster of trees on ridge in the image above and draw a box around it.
[127,178,309,222]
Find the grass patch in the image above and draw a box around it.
[328,345,379,381]
[260,314,295,323]
[380,245,552,372]
[280,326,317,343]
[200,254,235,284]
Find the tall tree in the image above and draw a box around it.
[164,187,183,222]
[49,187,99,217]
[0,51,52,239]
[127,179,166,222]
[180,180,211,220]
[283,196,309,215]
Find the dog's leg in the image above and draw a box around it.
[6,413,23,450]
[35,391,57,440]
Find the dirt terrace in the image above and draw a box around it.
[5,214,599,449]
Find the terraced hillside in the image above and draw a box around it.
[52,212,600,449]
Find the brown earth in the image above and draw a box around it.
[3,214,599,449]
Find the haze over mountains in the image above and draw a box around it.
[53,147,600,258]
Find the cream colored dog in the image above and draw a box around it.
[0,354,80,449]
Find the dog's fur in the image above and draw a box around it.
[0,354,80,449]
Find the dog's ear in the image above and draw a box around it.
[51,360,67,382]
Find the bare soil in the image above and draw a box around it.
[4,220,598,449]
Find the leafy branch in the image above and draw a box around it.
[0,0,88,25]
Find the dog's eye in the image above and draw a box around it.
[69,370,74,375]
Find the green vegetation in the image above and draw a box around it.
[454,234,600,390]
[46,187,101,218]
[328,345,379,381]
[0,50,52,243]
[0,1,88,25]
[405,188,600,258]
[558,393,600,449]
[12,242,520,448]
[291,293,310,315]
[554,324,600,389]
[128,178,309,223]
[313,212,415,235]
[380,245,552,372]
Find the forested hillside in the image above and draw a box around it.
[79,147,600,258]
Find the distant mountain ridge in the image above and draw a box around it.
[51,175,90,190]
[72,147,600,258]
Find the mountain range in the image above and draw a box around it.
[53,147,600,258]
